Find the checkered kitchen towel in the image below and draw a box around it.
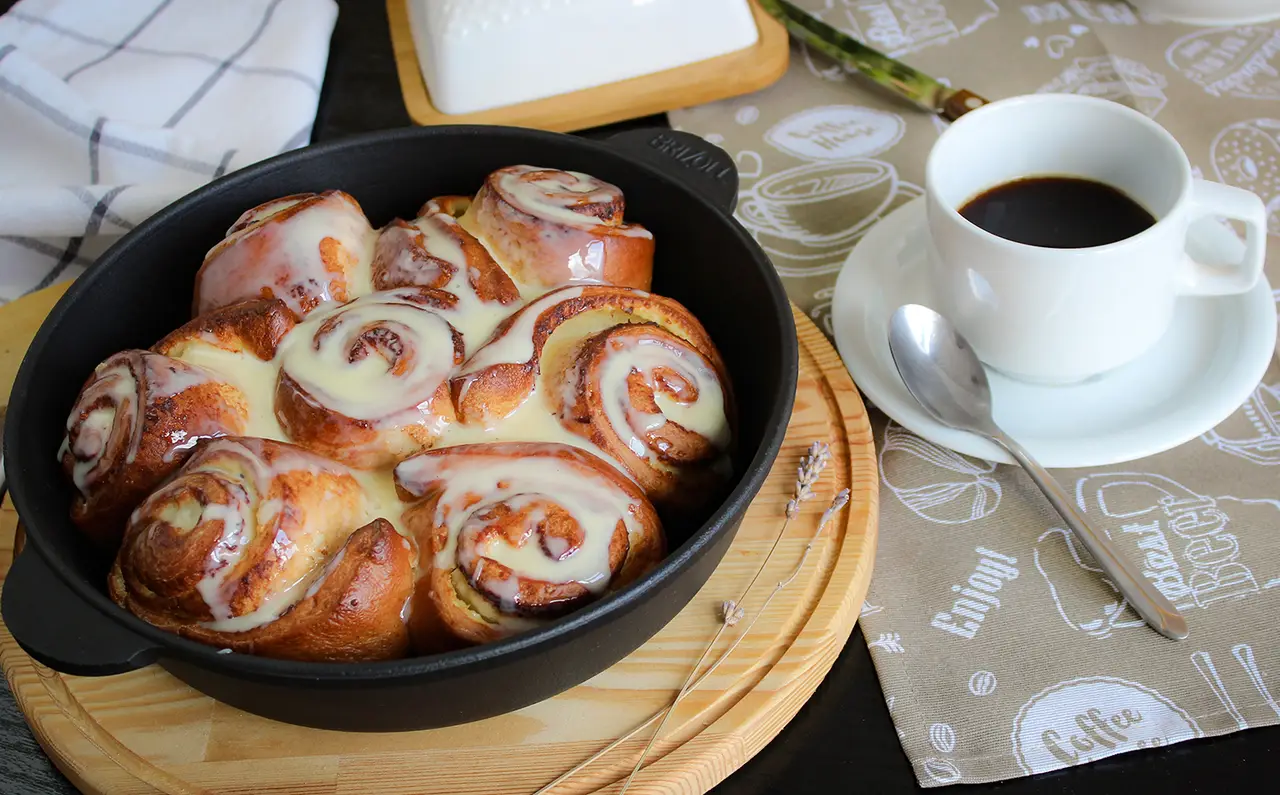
[0,0,338,303]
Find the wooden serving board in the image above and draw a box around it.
[386,0,790,132]
[0,285,878,795]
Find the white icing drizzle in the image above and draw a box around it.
[192,492,256,624]
[494,166,650,239]
[377,212,524,353]
[420,214,520,352]
[145,357,215,399]
[454,286,585,378]
[277,289,459,424]
[350,469,409,538]
[595,335,730,465]
[303,547,347,600]
[203,566,312,633]
[437,382,619,477]
[68,406,120,491]
[415,213,466,270]
[396,448,642,607]
[230,196,306,231]
[165,344,286,442]
[200,192,377,316]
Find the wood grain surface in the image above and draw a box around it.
[385,0,790,132]
[0,294,877,795]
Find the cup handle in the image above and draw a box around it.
[1176,179,1267,296]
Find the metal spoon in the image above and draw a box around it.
[887,304,1189,641]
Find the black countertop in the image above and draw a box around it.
[2,1,1276,793]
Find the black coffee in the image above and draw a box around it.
[958,176,1156,248]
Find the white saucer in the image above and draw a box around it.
[830,197,1278,469]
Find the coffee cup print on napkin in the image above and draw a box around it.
[1191,642,1280,731]
[735,105,922,334]
[737,106,921,277]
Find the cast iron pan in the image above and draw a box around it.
[1,126,797,731]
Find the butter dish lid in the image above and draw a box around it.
[405,0,760,115]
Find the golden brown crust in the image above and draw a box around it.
[153,298,298,361]
[109,438,413,662]
[59,350,249,545]
[459,167,654,291]
[371,214,520,305]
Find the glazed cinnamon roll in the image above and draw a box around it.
[194,190,375,318]
[451,285,733,513]
[59,351,249,544]
[274,288,464,468]
[370,212,520,347]
[110,437,414,662]
[394,442,664,652]
[557,322,733,514]
[453,166,654,292]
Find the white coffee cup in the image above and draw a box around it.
[924,94,1267,385]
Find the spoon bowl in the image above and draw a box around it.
[887,304,995,435]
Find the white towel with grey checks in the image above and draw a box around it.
[0,0,338,304]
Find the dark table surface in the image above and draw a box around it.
[2,1,1277,793]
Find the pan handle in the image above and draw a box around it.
[2,545,159,676]
[607,129,740,215]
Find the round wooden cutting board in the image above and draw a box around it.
[0,305,878,795]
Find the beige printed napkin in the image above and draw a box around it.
[670,0,1280,787]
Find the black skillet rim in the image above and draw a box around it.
[5,124,798,684]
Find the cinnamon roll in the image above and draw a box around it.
[110,437,414,662]
[557,322,733,514]
[59,351,249,544]
[370,212,520,347]
[274,288,463,468]
[454,166,654,292]
[394,442,663,652]
[194,190,376,318]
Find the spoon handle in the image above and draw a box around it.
[990,431,1190,641]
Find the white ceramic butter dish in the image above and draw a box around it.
[405,0,760,115]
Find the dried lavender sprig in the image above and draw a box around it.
[536,486,852,794]
[602,487,850,795]
[610,446,837,795]
[720,599,745,627]
[786,441,831,518]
